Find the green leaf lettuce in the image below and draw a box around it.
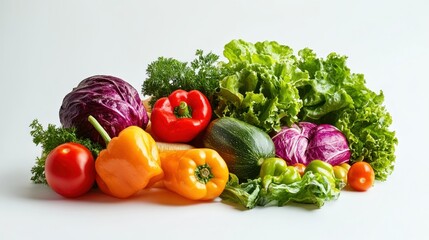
[215,40,309,132]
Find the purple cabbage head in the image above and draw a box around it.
[306,124,351,165]
[59,75,149,146]
[272,122,350,166]
[272,122,317,165]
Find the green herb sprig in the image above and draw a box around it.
[142,50,222,106]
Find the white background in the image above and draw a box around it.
[1,0,428,239]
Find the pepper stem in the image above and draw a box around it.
[195,164,214,184]
[88,115,111,145]
[174,101,192,118]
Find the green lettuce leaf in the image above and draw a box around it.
[220,174,261,209]
[297,49,355,122]
[259,171,341,207]
[215,40,308,132]
[220,172,340,209]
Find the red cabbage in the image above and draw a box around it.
[272,122,316,165]
[59,75,149,146]
[306,124,351,166]
[272,122,350,166]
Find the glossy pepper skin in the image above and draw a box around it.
[89,116,163,199]
[160,148,229,201]
[260,158,301,189]
[304,160,336,188]
[150,89,212,143]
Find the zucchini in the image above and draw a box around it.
[203,117,275,180]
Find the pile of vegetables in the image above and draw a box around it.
[30,39,397,209]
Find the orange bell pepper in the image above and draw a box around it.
[89,116,163,198]
[160,148,229,201]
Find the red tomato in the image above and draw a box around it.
[45,143,95,198]
[347,162,375,191]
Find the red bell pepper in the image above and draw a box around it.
[150,89,212,142]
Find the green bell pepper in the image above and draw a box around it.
[282,166,301,185]
[260,158,301,189]
[304,160,336,187]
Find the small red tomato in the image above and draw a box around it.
[293,163,306,177]
[347,162,375,191]
[45,143,95,198]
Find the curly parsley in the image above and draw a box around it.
[142,49,222,106]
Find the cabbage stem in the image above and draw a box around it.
[88,115,111,145]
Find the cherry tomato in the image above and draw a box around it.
[45,143,95,198]
[347,162,375,191]
[293,163,306,177]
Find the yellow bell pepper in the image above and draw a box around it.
[89,116,163,198]
[160,148,229,201]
